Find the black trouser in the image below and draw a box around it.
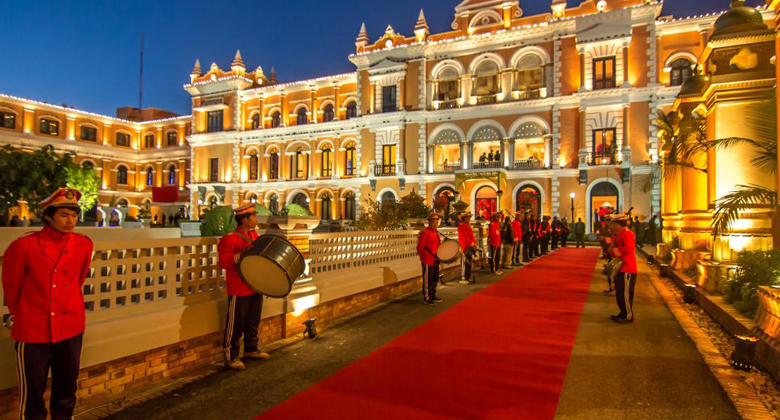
[489,246,501,272]
[551,234,559,249]
[460,251,473,282]
[522,239,531,261]
[561,234,568,248]
[615,272,638,320]
[576,234,585,248]
[15,334,83,420]
[512,242,522,264]
[541,236,549,254]
[422,262,440,301]
[223,294,264,361]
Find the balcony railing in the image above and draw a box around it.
[434,163,461,173]
[472,161,503,170]
[589,151,619,166]
[374,165,397,177]
[475,94,498,105]
[514,89,542,101]
[513,159,544,170]
[438,100,459,110]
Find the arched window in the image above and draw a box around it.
[473,61,500,98]
[209,196,218,208]
[323,104,335,122]
[344,192,356,221]
[516,185,541,216]
[514,54,544,98]
[251,113,261,130]
[269,194,279,214]
[269,150,280,179]
[249,151,259,181]
[321,194,332,221]
[321,145,332,178]
[346,101,357,119]
[271,111,282,128]
[670,58,693,87]
[344,142,356,176]
[168,164,177,185]
[297,108,308,125]
[292,192,309,209]
[81,161,95,169]
[435,67,460,103]
[434,187,456,219]
[117,166,128,185]
[380,191,396,207]
[117,198,129,208]
[292,147,307,179]
[475,186,497,219]
[146,166,155,186]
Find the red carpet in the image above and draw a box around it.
[255,248,600,420]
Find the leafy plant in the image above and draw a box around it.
[280,204,312,216]
[722,250,780,318]
[255,204,273,216]
[353,196,407,231]
[200,205,237,237]
[399,191,432,219]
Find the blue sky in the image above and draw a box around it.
[0,0,761,116]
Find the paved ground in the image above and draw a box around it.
[98,248,739,420]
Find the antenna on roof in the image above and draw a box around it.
[139,32,144,110]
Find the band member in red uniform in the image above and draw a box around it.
[540,216,551,255]
[2,188,93,420]
[488,213,502,274]
[417,213,442,305]
[511,212,523,266]
[521,212,533,262]
[609,215,638,323]
[218,204,269,370]
[457,212,476,284]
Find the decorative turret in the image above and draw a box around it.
[190,59,202,82]
[269,67,279,85]
[551,0,566,20]
[414,9,430,42]
[711,0,768,39]
[231,50,246,73]
[254,66,265,85]
[355,22,370,51]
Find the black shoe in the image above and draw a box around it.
[423,300,435,306]
[432,298,443,304]
[614,317,634,324]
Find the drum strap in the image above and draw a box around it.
[235,230,254,247]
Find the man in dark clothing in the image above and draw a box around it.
[521,213,532,262]
[574,218,586,248]
[560,217,570,247]
[494,151,501,165]
[534,215,543,257]
[501,216,514,269]
[479,153,487,163]
[488,151,494,162]
[540,216,550,255]
[550,216,561,250]
[647,215,658,246]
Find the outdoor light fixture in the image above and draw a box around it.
[730,335,757,371]
[682,283,697,304]
[303,318,317,340]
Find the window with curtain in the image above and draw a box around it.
[144,134,155,148]
[251,113,261,129]
[321,146,332,177]
[117,166,128,185]
[146,167,154,186]
[271,111,282,128]
[40,119,59,136]
[269,195,279,214]
[670,58,693,87]
[292,148,307,179]
[168,164,177,185]
[323,104,335,122]
[297,108,308,125]
[0,111,15,129]
[382,144,396,176]
[345,143,356,176]
[207,111,223,133]
[249,151,259,180]
[346,102,357,119]
[320,194,332,221]
[436,67,460,102]
[210,158,219,182]
[344,193,356,220]
[593,57,616,90]
[514,55,543,92]
[473,61,500,96]
[592,128,617,165]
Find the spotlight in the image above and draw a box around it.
[730,335,757,371]
[682,283,697,304]
[302,318,317,340]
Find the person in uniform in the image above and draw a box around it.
[511,212,523,266]
[500,215,514,269]
[540,216,551,255]
[560,217,570,248]
[534,215,543,257]
[2,188,93,420]
[457,212,476,284]
[488,213,502,274]
[609,215,638,323]
[218,204,269,371]
[550,216,561,250]
[521,212,532,262]
[417,213,442,305]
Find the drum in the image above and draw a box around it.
[437,238,462,264]
[238,235,306,298]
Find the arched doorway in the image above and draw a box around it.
[475,185,497,220]
[516,185,541,216]
[292,192,309,210]
[380,191,396,208]
[434,187,456,224]
[590,181,620,229]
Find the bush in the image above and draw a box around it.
[200,206,237,237]
[354,197,407,231]
[255,204,273,216]
[399,191,432,219]
[721,250,780,318]
[280,204,312,216]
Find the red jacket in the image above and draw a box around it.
[2,227,93,343]
[614,228,638,273]
[218,228,260,296]
[417,228,441,266]
[488,221,501,247]
[512,220,522,241]
[457,222,476,251]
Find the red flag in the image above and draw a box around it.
[152,186,179,203]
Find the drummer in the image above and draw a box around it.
[218,203,270,370]
[416,213,442,305]
[457,212,476,284]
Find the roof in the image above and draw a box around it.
[454,0,518,14]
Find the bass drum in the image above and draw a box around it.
[437,238,462,264]
[238,235,306,298]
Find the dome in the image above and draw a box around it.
[711,0,767,38]
[678,74,710,97]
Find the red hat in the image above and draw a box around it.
[234,203,257,216]
[39,188,81,210]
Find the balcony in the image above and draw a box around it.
[475,94,498,105]
[438,100,459,110]
[374,165,396,177]
[472,161,503,170]
[513,159,544,170]
[512,89,543,101]
[433,163,461,173]
[589,151,620,166]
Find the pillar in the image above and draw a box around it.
[310,88,317,123]
[578,48,586,92]
[334,85,341,119]
[155,161,163,187]
[258,96,265,129]
[398,79,405,111]
[280,92,289,127]
[622,42,631,88]
[579,108,587,165]
[178,159,186,188]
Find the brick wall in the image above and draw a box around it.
[0,272,427,420]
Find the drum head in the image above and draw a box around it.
[239,255,293,298]
[437,239,461,263]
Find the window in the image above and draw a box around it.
[81,126,97,141]
[269,151,279,179]
[321,146,332,178]
[269,194,279,214]
[146,167,154,186]
[209,196,218,208]
[382,86,397,113]
[344,192,356,221]
[210,158,219,182]
[251,113,261,130]
[291,148,307,179]
[168,164,177,185]
[345,143,356,176]
[271,111,282,128]
[117,166,128,185]
[81,161,95,169]
[249,151,259,180]
[144,134,155,149]
[207,110,223,133]
[514,55,543,94]
[474,61,500,97]
[167,131,178,146]
[321,194,332,221]
[323,104,335,122]
[346,101,357,119]
[593,57,616,90]
[592,128,617,165]
[381,144,396,176]
[297,108,308,125]
[117,199,129,207]
[0,111,15,129]
[380,191,396,207]
[670,58,693,87]
[435,67,460,102]
[40,119,59,136]
[116,132,131,147]
[292,193,309,209]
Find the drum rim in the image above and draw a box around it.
[237,234,305,298]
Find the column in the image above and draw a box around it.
[508,139,516,169]
[135,163,142,192]
[466,140,474,169]
[501,70,513,102]
[178,159,186,188]
[500,138,508,167]
[280,92,289,127]
[232,143,240,183]
[155,161,163,187]
[462,75,472,106]
[334,85,341,119]
[258,96,265,129]
[579,108,588,167]
[370,82,377,114]
[622,42,631,88]
[397,128,406,175]
[66,116,76,140]
[622,104,630,155]
[22,106,34,134]
[310,88,317,123]
[460,143,467,170]
[544,136,553,168]
[102,159,111,190]
[578,48,586,92]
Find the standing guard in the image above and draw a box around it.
[2,188,93,420]
[218,204,270,371]
[511,212,523,266]
[551,216,561,250]
[609,215,638,323]
[417,213,442,305]
[457,212,476,284]
[488,213,502,274]
[540,216,551,255]
[521,212,533,262]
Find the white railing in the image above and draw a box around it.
[309,231,419,275]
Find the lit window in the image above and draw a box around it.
[81,126,97,141]
[40,119,59,136]
[593,57,616,90]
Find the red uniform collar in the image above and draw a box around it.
[43,225,70,242]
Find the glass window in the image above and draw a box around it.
[321,146,332,177]
[382,86,397,113]
[0,111,15,129]
[670,58,693,87]
[382,144,396,176]
[116,132,131,147]
[144,134,155,148]
[346,102,357,119]
[81,161,94,169]
[345,144,356,176]
[593,57,616,90]
[269,195,279,214]
[297,108,308,125]
[269,151,279,179]
[271,111,281,128]
[249,152,259,180]
[167,131,178,146]
[207,110,223,133]
[592,128,617,165]
[320,195,332,221]
[146,167,154,186]
[210,158,219,182]
[168,164,177,185]
[81,126,97,141]
[40,119,59,136]
[436,67,460,102]
[117,166,128,185]
[323,104,335,122]
[344,193,356,220]
[251,113,261,130]
[292,148,307,179]
[474,61,500,97]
